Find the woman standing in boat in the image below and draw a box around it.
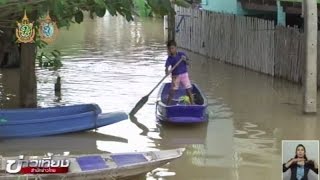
[283,144,318,180]
[165,40,194,105]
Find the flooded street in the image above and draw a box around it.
[0,14,320,180]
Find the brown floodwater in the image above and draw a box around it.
[0,13,319,180]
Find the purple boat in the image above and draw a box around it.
[156,83,208,123]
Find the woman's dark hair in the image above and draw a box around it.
[294,144,308,160]
[167,40,177,48]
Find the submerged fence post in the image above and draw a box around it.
[303,0,318,113]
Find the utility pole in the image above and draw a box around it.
[17,10,37,108]
[20,43,37,108]
[167,0,175,41]
[303,0,318,113]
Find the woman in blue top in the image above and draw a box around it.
[283,144,318,180]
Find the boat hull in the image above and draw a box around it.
[0,104,102,120]
[0,148,185,180]
[0,104,128,138]
[156,83,208,123]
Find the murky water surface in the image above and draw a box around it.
[0,14,319,180]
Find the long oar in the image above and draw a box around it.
[129,57,185,116]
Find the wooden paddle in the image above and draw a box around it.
[129,57,185,116]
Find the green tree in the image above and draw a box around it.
[1,0,191,28]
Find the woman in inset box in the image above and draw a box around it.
[283,144,318,180]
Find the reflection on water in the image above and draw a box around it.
[0,13,319,180]
[0,69,20,108]
[0,132,128,156]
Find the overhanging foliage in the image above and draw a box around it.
[0,0,191,69]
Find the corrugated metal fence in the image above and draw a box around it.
[175,7,320,86]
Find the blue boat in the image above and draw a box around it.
[156,83,208,123]
[0,104,128,138]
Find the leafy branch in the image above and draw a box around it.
[35,39,62,70]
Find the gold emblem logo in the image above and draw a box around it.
[16,10,35,43]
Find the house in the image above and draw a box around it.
[201,0,246,14]
[201,0,320,28]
